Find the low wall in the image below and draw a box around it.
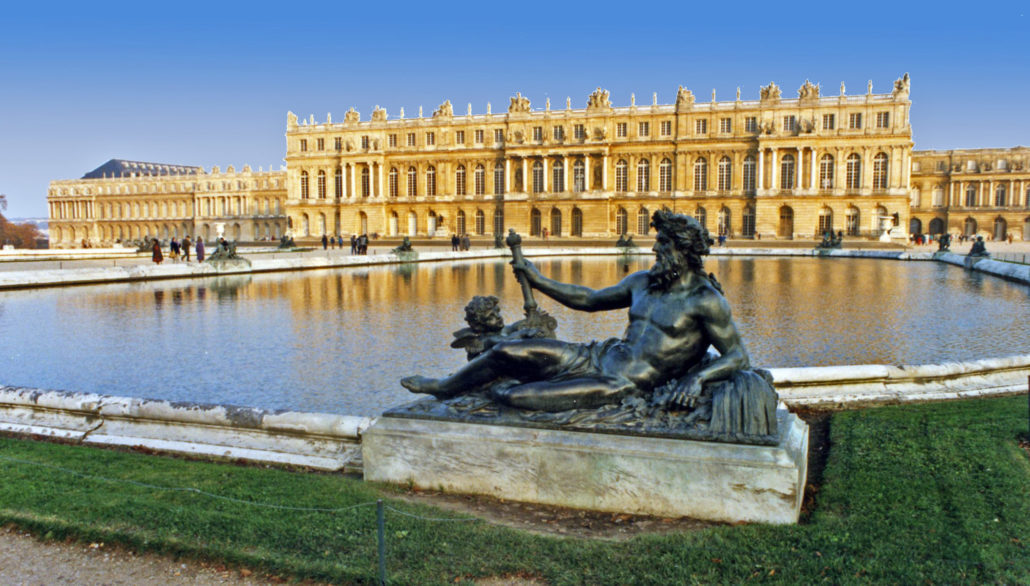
[935,252,1030,285]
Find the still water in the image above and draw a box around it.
[0,256,1026,416]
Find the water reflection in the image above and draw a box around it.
[0,257,1025,417]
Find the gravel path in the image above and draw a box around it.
[0,525,279,585]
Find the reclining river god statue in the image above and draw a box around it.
[399,209,780,445]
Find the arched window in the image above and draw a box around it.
[820,154,835,189]
[615,160,628,192]
[693,157,708,191]
[456,210,466,235]
[964,217,977,236]
[717,157,732,192]
[571,207,583,236]
[818,207,833,235]
[408,211,418,236]
[872,152,889,190]
[494,163,504,195]
[301,213,310,236]
[573,160,586,192]
[550,208,562,237]
[911,188,921,208]
[361,167,370,197]
[407,167,417,197]
[694,206,707,229]
[742,205,755,238]
[637,207,649,235]
[532,161,544,193]
[474,165,485,195]
[552,159,565,192]
[637,158,650,192]
[455,165,467,196]
[928,217,945,235]
[846,154,862,190]
[530,208,542,236]
[389,167,398,198]
[966,184,977,207]
[743,156,756,192]
[994,217,1008,241]
[995,184,1007,207]
[426,166,436,196]
[475,210,486,235]
[300,171,309,199]
[616,207,628,235]
[335,167,343,198]
[659,158,673,192]
[718,207,731,236]
[493,208,504,235]
[780,154,795,190]
[317,170,327,199]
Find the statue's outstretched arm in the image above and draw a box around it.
[514,260,637,312]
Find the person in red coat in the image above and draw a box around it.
[151,239,163,264]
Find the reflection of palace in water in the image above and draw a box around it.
[47,75,1030,246]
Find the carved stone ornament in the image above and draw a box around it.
[344,108,360,124]
[759,82,781,103]
[508,92,531,114]
[797,79,820,101]
[892,73,911,99]
[433,100,453,118]
[371,106,388,122]
[592,126,607,141]
[675,86,695,109]
[586,87,611,111]
[286,111,298,128]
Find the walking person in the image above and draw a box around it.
[322,234,328,250]
[350,234,357,254]
[182,236,191,262]
[151,239,163,264]
[196,236,205,263]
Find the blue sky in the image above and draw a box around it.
[1,1,1028,218]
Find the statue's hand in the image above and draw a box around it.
[668,376,704,409]
[510,258,538,283]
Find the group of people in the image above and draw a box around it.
[911,232,1014,246]
[151,236,206,264]
[451,233,472,251]
[318,234,371,254]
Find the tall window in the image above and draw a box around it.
[846,206,860,236]
[848,113,862,129]
[717,157,732,191]
[456,165,467,196]
[407,166,417,196]
[637,207,649,235]
[743,156,756,192]
[533,127,543,142]
[822,114,835,130]
[530,208,542,236]
[719,118,731,133]
[695,119,707,135]
[718,207,731,236]
[660,120,672,136]
[317,138,325,150]
[876,112,889,128]
[552,159,565,192]
[574,124,586,139]
[407,133,416,146]
[782,116,796,132]
[553,126,564,141]
[638,121,650,137]
[818,207,833,234]
[387,135,396,148]
[616,123,627,138]
[455,130,465,144]
[494,129,504,143]
[573,160,585,192]
[846,154,862,189]
[694,206,707,229]
[475,210,486,235]
[317,172,327,199]
[615,159,628,192]
[426,166,436,196]
[550,208,562,237]
[335,137,343,150]
[426,132,435,146]
[571,208,583,236]
[361,167,370,197]
[493,208,504,235]
[742,206,755,237]
[300,139,307,152]
[474,165,485,195]
[966,185,977,207]
[300,171,309,198]
[494,163,504,195]
[474,129,484,143]
[335,167,343,198]
[616,207,628,235]
[389,167,398,198]
[872,153,889,190]
[780,154,795,189]
[744,117,757,132]
[693,157,708,191]
[637,159,650,192]
[819,154,835,189]
[530,161,543,193]
[659,158,672,192]
[456,211,466,235]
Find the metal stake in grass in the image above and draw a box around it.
[377,499,387,585]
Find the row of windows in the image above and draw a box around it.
[53,198,283,221]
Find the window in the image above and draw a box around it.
[426,132,435,146]
[616,122,627,138]
[932,187,944,207]
[822,114,835,130]
[820,154,835,189]
[533,127,543,142]
[475,129,484,143]
[455,130,465,144]
[694,206,707,229]
[456,165,466,196]
[553,125,564,141]
[474,165,485,195]
[846,154,862,189]
[718,157,732,191]
[494,129,504,143]
[995,185,1007,207]
[937,161,946,171]
[695,119,707,135]
[300,139,307,152]
[494,208,504,234]
[616,207,628,235]
[407,133,416,147]
[719,118,731,133]
[783,116,796,132]
[638,121,650,137]
[876,112,889,128]
[718,207,731,237]
[494,163,504,195]
[573,160,585,192]
[818,207,833,235]
[389,167,398,198]
[845,207,860,236]
[660,120,672,136]
[780,154,795,189]
[335,137,343,150]
[317,170,326,199]
[532,161,544,193]
[742,206,755,237]
[426,166,436,195]
[966,184,977,207]
[637,208,650,235]
[335,167,343,198]
[637,159,650,192]
[615,159,628,192]
[361,167,370,197]
[693,157,708,191]
[872,153,889,190]
[550,208,562,237]
[300,171,309,198]
[475,210,486,235]
[456,211,466,235]
[743,156,756,192]
[360,136,369,149]
[387,134,396,148]
[317,138,325,150]
[574,124,585,140]
[849,113,862,129]
[407,167,417,196]
[659,158,672,192]
[552,159,564,192]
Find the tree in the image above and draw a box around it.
[0,194,43,249]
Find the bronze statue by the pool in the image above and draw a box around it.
[399,210,779,445]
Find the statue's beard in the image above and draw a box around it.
[648,250,687,291]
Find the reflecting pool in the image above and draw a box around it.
[0,256,1026,416]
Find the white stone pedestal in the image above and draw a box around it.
[362,408,809,524]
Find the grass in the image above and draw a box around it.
[1,395,1029,584]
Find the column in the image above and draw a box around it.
[505,159,511,193]
[378,164,384,199]
[987,181,993,207]
[810,147,817,191]
[948,181,954,207]
[349,164,356,199]
[602,155,608,190]
[543,157,549,193]
[584,155,591,191]
[770,149,778,191]
[757,149,765,191]
[522,159,528,193]
[796,147,802,189]
[563,156,569,192]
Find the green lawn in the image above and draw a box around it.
[1,395,1029,584]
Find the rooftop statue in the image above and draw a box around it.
[400,210,780,445]
[433,100,453,118]
[675,86,695,109]
[586,87,611,111]
[508,92,531,114]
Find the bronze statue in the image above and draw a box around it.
[392,237,414,254]
[400,210,778,444]
[967,235,989,257]
[937,233,951,252]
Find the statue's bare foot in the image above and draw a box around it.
[401,375,448,397]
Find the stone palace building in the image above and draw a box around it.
[46,74,1030,247]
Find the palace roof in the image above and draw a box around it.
[82,159,202,179]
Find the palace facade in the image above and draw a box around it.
[46,75,1030,247]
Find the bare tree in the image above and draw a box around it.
[0,194,6,212]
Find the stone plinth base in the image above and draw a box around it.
[362,407,808,524]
